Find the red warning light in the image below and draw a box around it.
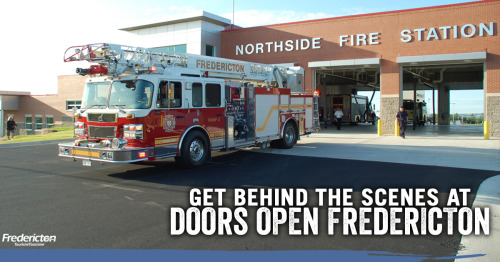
[314,90,320,96]
[76,65,108,76]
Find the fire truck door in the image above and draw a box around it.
[154,81,185,157]
[202,83,225,149]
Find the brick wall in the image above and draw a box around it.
[221,0,500,136]
[5,75,86,129]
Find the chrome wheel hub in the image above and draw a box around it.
[189,139,204,162]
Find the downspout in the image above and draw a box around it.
[434,68,447,84]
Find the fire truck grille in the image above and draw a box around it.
[88,126,117,139]
[87,113,117,123]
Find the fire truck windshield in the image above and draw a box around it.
[109,80,154,109]
[82,82,110,109]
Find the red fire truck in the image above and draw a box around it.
[58,43,319,167]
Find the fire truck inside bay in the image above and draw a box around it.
[59,43,319,167]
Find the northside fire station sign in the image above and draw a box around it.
[235,22,496,56]
[236,38,321,56]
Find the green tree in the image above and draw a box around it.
[469,114,476,124]
[477,114,484,124]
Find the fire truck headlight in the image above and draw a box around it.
[74,121,86,136]
[123,124,144,140]
[59,147,70,155]
[111,138,127,149]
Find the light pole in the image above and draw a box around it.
[427,98,431,123]
[451,103,456,124]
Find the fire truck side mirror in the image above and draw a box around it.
[168,84,175,100]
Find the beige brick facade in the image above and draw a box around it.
[5,75,87,129]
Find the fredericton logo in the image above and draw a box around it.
[2,233,56,247]
[163,114,176,132]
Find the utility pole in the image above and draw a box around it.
[413,76,417,130]
[232,0,235,30]
[451,103,456,124]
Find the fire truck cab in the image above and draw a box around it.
[58,43,319,168]
[402,99,427,126]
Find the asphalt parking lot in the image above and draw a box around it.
[0,128,498,260]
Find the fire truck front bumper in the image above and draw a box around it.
[58,141,154,163]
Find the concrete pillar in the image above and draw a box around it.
[486,94,500,138]
[0,95,3,137]
[485,61,500,138]
[380,60,402,135]
[0,110,4,138]
[438,85,450,125]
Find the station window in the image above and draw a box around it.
[25,115,32,130]
[192,83,203,107]
[174,45,187,53]
[158,81,182,108]
[205,83,221,107]
[66,100,82,111]
[35,115,43,130]
[206,45,216,57]
[46,115,54,128]
[153,44,187,53]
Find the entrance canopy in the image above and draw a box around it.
[309,58,380,69]
[309,58,381,92]
[397,52,486,66]
[398,52,486,91]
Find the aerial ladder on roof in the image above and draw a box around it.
[64,43,304,92]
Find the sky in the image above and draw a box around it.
[0,0,485,113]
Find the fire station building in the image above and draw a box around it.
[219,0,500,136]
[1,0,499,137]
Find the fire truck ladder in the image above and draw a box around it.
[64,43,190,77]
[64,43,303,90]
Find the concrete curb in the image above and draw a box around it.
[0,139,74,149]
[456,175,500,261]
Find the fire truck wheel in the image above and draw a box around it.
[179,130,209,168]
[281,123,298,149]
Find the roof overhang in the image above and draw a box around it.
[309,58,380,69]
[397,52,487,66]
[0,91,31,96]
[120,11,231,31]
